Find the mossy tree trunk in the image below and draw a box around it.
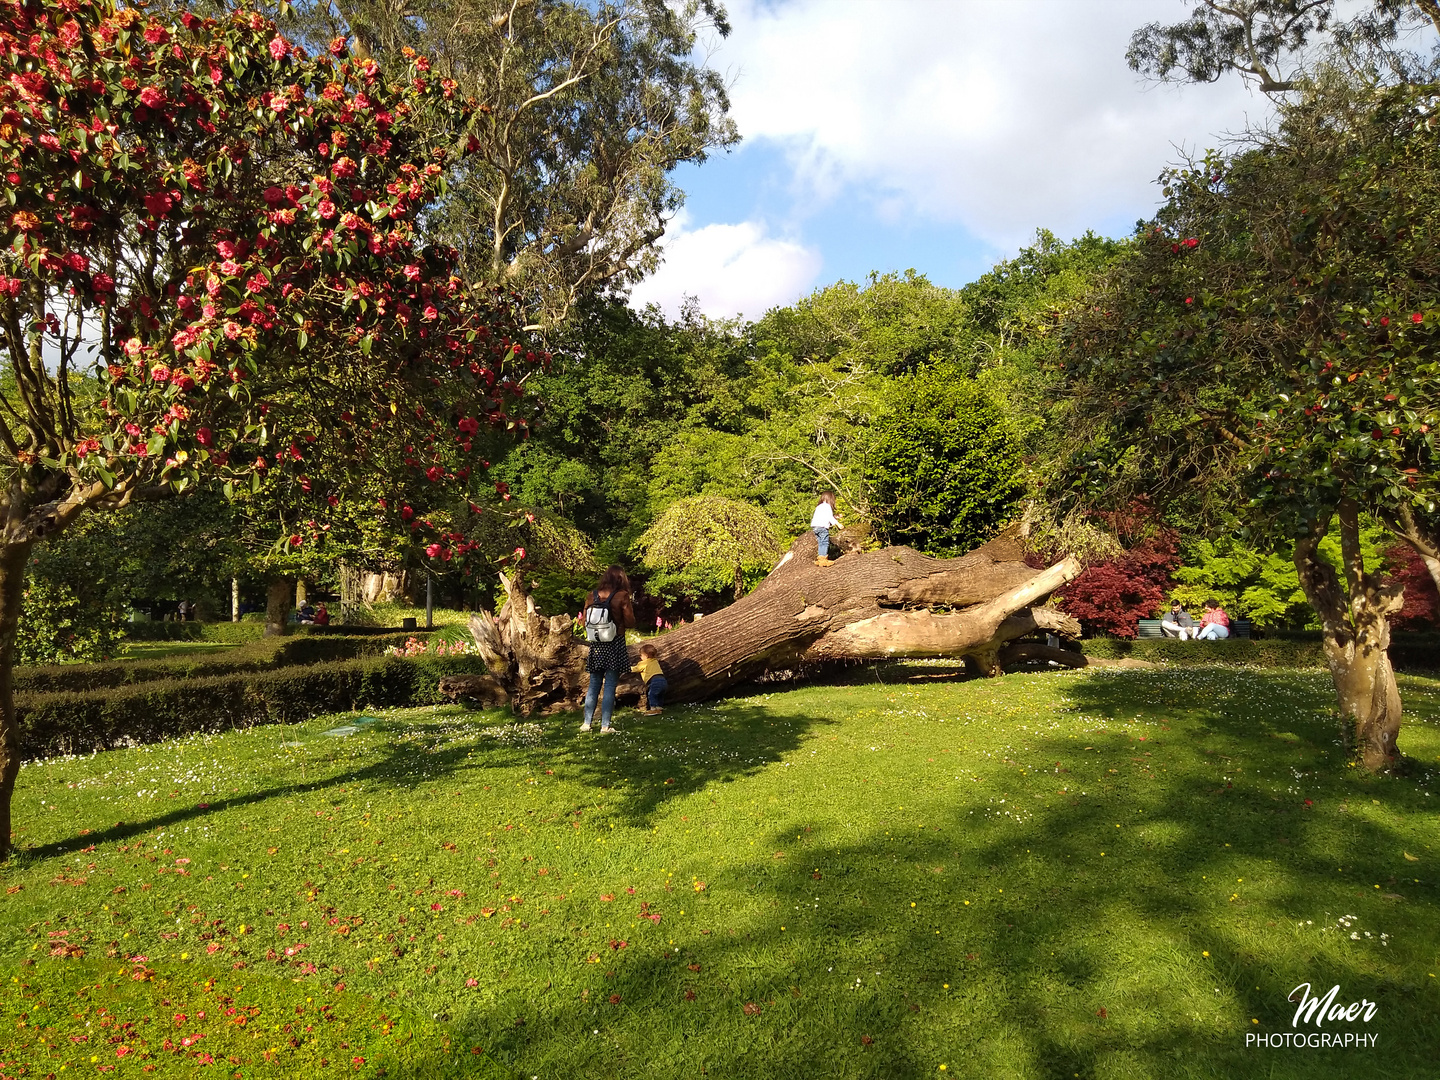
[264,579,292,638]
[0,543,31,859]
[1294,501,1405,772]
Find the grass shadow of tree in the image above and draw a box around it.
[373,668,1440,1079]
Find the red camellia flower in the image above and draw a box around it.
[289,534,303,547]
[1412,312,1424,324]
[195,428,214,447]
[1380,317,1390,326]
[268,34,289,61]
[425,465,443,481]
[425,542,442,558]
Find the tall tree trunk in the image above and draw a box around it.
[0,542,32,860]
[453,526,1083,715]
[264,578,292,638]
[1294,501,1405,771]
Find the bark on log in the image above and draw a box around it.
[456,525,1085,715]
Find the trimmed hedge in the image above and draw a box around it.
[1081,633,1439,671]
[123,621,425,642]
[124,621,265,643]
[14,632,432,696]
[17,654,490,758]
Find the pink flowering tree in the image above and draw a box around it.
[0,0,543,858]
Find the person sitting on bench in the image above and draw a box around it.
[1197,599,1231,640]
[1160,600,1196,640]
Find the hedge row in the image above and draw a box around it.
[123,621,266,643]
[123,621,430,642]
[14,632,432,695]
[1081,634,1439,671]
[17,654,490,759]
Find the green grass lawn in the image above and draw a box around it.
[2,665,1438,1079]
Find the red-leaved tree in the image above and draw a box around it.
[1387,543,1440,631]
[1053,519,1180,638]
[0,0,541,858]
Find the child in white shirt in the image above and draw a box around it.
[811,492,842,565]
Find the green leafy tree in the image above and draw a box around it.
[866,368,1025,556]
[754,270,971,377]
[1057,75,1440,769]
[296,0,739,327]
[1170,538,1311,627]
[1127,0,1440,94]
[633,494,785,606]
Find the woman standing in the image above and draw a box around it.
[580,565,635,734]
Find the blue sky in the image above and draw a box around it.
[629,0,1272,320]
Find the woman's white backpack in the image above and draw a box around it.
[585,594,617,643]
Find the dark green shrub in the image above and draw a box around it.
[16,653,490,758]
[18,576,126,664]
[13,633,431,696]
[866,368,1025,555]
[123,621,258,643]
[1081,637,1325,668]
[1079,634,1436,671]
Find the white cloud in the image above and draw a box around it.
[718,0,1271,249]
[627,212,822,320]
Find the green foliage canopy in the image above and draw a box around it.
[866,369,1026,556]
[633,494,786,604]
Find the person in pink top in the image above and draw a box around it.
[1197,599,1231,640]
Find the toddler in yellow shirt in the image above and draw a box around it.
[632,643,668,715]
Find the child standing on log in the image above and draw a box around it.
[811,491,842,566]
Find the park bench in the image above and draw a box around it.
[1136,618,1252,639]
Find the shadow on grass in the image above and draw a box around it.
[532,701,840,823]
[372,669,1440,1080]
[19,699,837,863]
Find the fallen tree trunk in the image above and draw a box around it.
[446,526,1087,714]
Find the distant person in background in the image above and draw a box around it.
[1160,600,1196,640]
[297,601,316,624]
[1197,599,1231,640]
[314,603,330,626]
[177,599,194,621]
[811,491,843,566]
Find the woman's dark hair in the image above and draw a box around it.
[1205,598,1219,609]
[597,565,631,596]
